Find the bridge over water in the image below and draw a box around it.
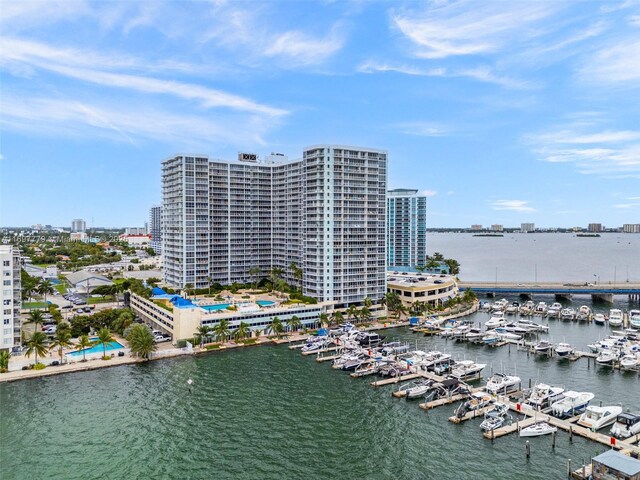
[458,282,640,303]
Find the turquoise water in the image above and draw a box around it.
[257,300,275,306]
[66,340,124,357]
[202,303,230,311]
[2,295,639,480]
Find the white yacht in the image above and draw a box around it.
[577,305,592,321]
[398,379,434,400]
[534,302,548,315]
[455,391,494,417]
[551,391,595,418]
[480,402,510,432]
[506,302,520,315]
[620,353,639,370]
[485,373,521,395]
[486,312,506,328]
[519,421,557,437]
[516,319,549,333]
[525,383,565,410]
[534,340,553,355]
[555,343,574,358]
[491,299,509,312]
[560,308,576,321]
[595,349,618,366]
[519,301,536,315]
[578,405,623,431]
[449,360,486,380]
[608,309,623,327]
[482,331,501,346]
[593,313,607,325]
[464,326,484,342]
[547,302,563,317]
[629,310,640,328]
[610,412,640,439]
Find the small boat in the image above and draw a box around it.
[506,302,520,315]
[455,391,494,417]
[356,332,385,347]
[551,391,595,418]
[480,402,510,432]
[560,308,576,321]
[629,310,640,328]
[482,331,501,345]
[593,313,606,325]
[534,340,553,355]
[608,309,623,327]
[555,343,574,358]
[424,378,471,402]
[547,302,562,317]
[595,349,618,366]
[463,326,484,342]
[516,319,549,333]
[519,301,535,315]
[486,312,506,328]
[398,379,434,399]
[491,299,509,312]
[577,305,592,321]
[485,373,521,395]
[534,302,548,315]
[449,360,486,380]
[578,405,623,431]
[610,411,640,439]
[519,421,557,437]
[620,353,639,370]
[525,383,565,410]
[498,323,529,335]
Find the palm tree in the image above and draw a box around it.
[0,350,11,371]
[213,319,230,343]
[288,315,301,333]
[112,282,125,307]
[359,307,372,323]
[269,268,284,294]
[115,310,134,334]
[96,327,115,359]
[76,334,92,362]
[126,324,157,359]
[248,267,262,291]
[290,262,303,291]
[269,317,284,338]
[347,305,359,323]
[207,276,212,296]
[331,311,344,326]
[363,297,373,309]
[37,279,54,303]
[50,329,72,365]
[318,313,329,328]
[234,322,250,342]
[28,309,45,328]
[195,325,212,347]
[25,331,49,365]
[183,283,193,299]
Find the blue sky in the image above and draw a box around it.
[1,0,639,229]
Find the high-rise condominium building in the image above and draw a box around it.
[71,219,86,233]
[588,223,603,233]
[491,224,504,232]
[149,205,162,253]
[520,223,535,233]
[162,145,387,307]
[0,245,21,349]
[622,224,640,233]
[387,189,427,269]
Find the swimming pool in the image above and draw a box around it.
[202,304,230,312]
[257,300,275,307]
[67,341,124,357]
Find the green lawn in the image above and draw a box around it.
[23,302,50,309]
[88,296,116,304]
[54,283,67,294]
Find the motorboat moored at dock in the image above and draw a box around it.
[525,383,565,410]
[485,373,521,395]
[449,360,486,380]
[578,405,623,431]
[608,309,623,327]
[555,343,574,358]
[551,391,595,418]
[610,411,640,439]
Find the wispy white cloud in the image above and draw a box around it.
[264,28,344,66]
[358,61,533,89]
[421,190,438,197]
[446,190,454,196]
[391,2,559,59]
[527,119,640,178]
[613,203,639,209]
[395,121,450,137]
[492,200,536,212]
[578,37,640,84]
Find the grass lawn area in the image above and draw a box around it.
[54,283,67,294]
[88,296,116,304]
[23,301,51,309]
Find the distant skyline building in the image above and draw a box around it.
[471,224,483,231]
[125,227,147,235]
[387,188,427,269]
[491,224,503,232]
[623,223,640,233]
[588,223,603,233]
[520,223,535,233]
[149,205,162,253]
[162,145,387,307]
[71,218,86,233]
[0,245,21,349]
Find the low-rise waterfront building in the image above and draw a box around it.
[622,223,640,233]
[129,290,329,341]
[491,224,503,232]
[0,245,21,349]
[386,272,458,308]
[119,234,151,246]
[65,271,113,293]
[590,450,640,480]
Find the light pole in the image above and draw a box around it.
[593,274,598,286]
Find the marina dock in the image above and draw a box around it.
[448,405,493,424]
[370,373,421,387]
